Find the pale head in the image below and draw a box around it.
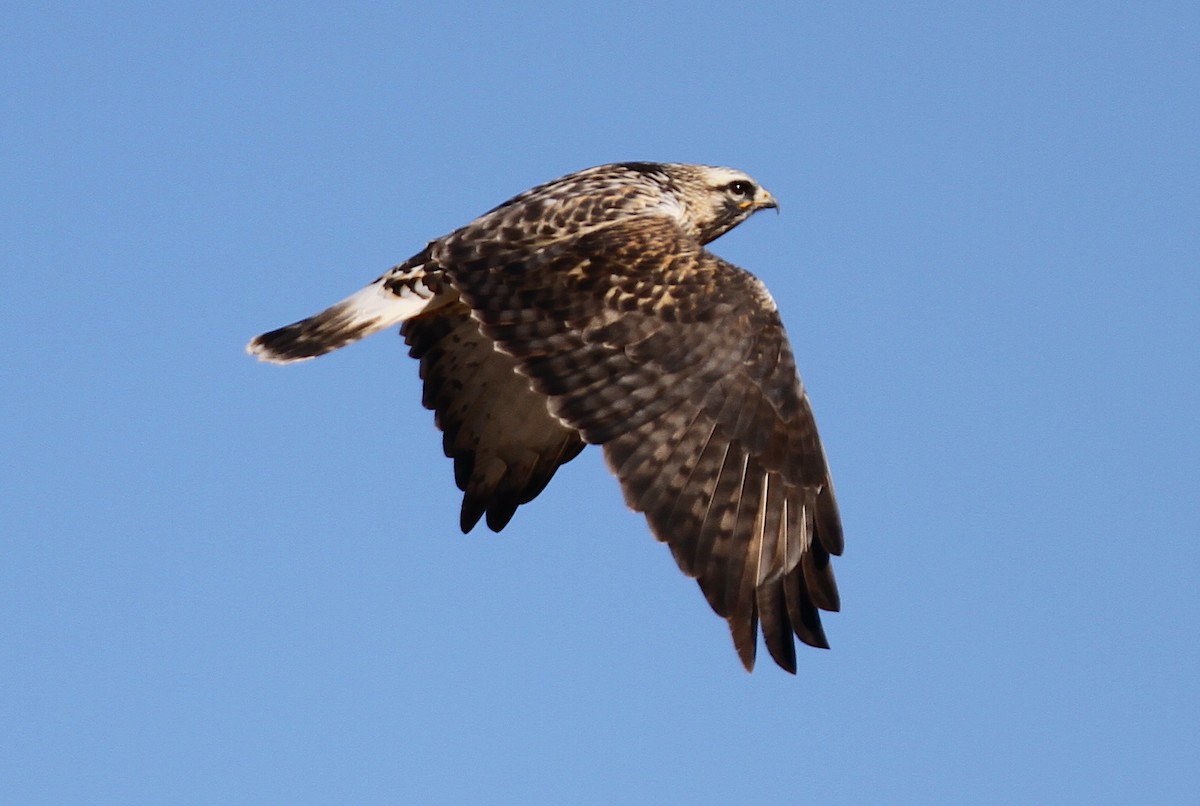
[661,164,778,244]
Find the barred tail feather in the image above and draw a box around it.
[247,269,444,364]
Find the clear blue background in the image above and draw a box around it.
[4,3,1197,803]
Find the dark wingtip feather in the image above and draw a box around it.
[485,498,520,532]
[816,483,844,556]
[758,577,799,673]
[785,568,831,649]
[730,615,758,673]
[459,496,486,533]
[802,543,841,613]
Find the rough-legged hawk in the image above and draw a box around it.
[247,162,842,673]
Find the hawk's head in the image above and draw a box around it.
[663,164,778,244]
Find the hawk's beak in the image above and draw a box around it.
[738,190,779,213]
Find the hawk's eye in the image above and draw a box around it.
[728,180,755,197]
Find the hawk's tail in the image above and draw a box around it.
[247,265,448,364]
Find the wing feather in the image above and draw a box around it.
[402,303,584,533]
[756,475,797,671]
[445,216,841,671]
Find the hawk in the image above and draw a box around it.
[247,162,842,673]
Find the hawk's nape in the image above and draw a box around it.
[246,161,842,672]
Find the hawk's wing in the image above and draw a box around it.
[402,302,585,533]
[440,215,842,673]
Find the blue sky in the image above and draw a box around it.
[3,2,1197,803]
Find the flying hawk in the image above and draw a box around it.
[247,162,842,673]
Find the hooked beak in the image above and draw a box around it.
[740,189,779,213]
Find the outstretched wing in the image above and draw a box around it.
[402,303,585,533]
[441,215,842,673]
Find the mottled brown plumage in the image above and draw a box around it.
[247,162,842,672]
